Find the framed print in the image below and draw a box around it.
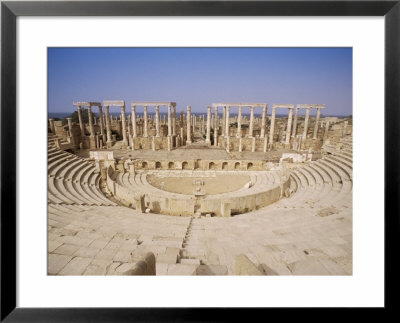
[1,0,399,321]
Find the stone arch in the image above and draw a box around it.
[182,161,189,170]
[247,162,253,170]
[155,161,161,169]
[209,162,216,170]
[234,162,241,170]
[168,161,174,169]
[222,162,228,170]
[142,161,148,169]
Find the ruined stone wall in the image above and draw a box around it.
[133,159,267,171]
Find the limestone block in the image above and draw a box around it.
[128,252,156,275]
[220,202,231,217]
[135,194,146,213]
[167,264,198,275]
[234,254,263,275]
[156,253,178,264]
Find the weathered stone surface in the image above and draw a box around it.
[234,254,263,275]
[48,254,72,275]
[58,257,92,275]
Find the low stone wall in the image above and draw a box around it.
[199,176,290,216]
[106,166,195,216]
[106,165,290,217]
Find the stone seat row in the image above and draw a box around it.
[48,148,117,206]
[280,141,353,209]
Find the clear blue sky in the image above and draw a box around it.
[48,47,352,116]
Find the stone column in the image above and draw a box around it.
[251,137,256,152]
[285,107,293,145]
[263,135,268,152]
[249,106,254,137]
[143,105,148,137]
[186,106,192,144]
[77,106,85,139]
[49,119,55,134]
[66,117,74,146]
[268,107,276,149]
[225,106,230,137]
[167,105,172,136]
[302,106,311,140]
[237,105,242,138]
[260,105,267,138]
[206,106,211,145]
[120,105,128,145]
[172,104,176,136]
[155,105,160,137]
[88,106,95,138]
[66,118,73,135]
[131,105,137,138]
[238,137,242,152]
[167,136,171,151]
[313,107,321,139]
[104,106,112,143]
[214,106,219,147]
[222,106,226,136]
[98,106,106,143]
[292,106,299,138]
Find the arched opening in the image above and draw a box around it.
[182,161,189,170]
[168,162,174,169]
[222,162,228,170]
[155,161,161,169]
[209,162,216,170]
[142,162,148,169]
[247,162,253,170]
[234,162,241,170]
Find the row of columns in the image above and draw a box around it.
[207,103,324,149]
[210,104,268,142]
[74,102,178,148]
[72,101,324,150]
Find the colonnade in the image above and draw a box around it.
[70,100,325,151]
[130,102,176,139]
[211,103,268,141]
[72,101,177,149]
[209,102,325,150]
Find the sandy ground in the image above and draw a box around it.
[147,174,251,195]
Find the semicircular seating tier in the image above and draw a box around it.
[48,141,117,207]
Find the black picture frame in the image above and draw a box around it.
[1,0,399,321]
